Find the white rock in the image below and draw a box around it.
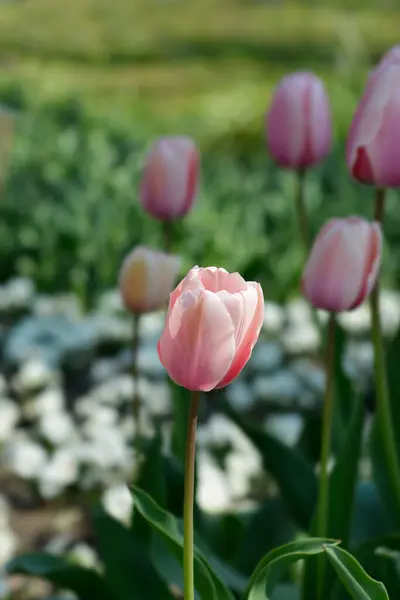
[253,371,300,404]
[137,378,171,416]
[38,448,79,498]
[89,375,135,406]
[249,341,284,373]
[82,407,119,437]
[69,543,99,570]
[286,298,312,324]
[197,451,232,513]
[264,414,304,446]
[0,375,8,397]
[380,290,400,335]
[13,357,55,394]
[282,323,320,354]
[263,301,285,335]
[97,289,124,314]
[137,344,165,378]
[0,399,19,441]
[3,433,48,478]
[197,414,260,458]
[6,277,35,310]
[0,528,17,564]
[291,359,325,394]
[339,305,370,335]
[344,341,374,380]
[90,314,132,345]
[38,411,76,446]
[102,484,133,524]
[33,294,82,319]
[225,450,262,498]
[226,380,255,412]
[139,312,164,341]
[27,386,65,418]
[77,429,131,471]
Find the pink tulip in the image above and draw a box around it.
[266,72,332,169]
[158,266,264,392]
[139,136,199,221]
[302,217,381,312]
[346,57,400,187]
[119,246,181,314]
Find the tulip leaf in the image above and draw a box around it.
[245,538,339,600]
[6,553,116,600]
[324,545,389,600]
[93,507,175,600]
[130,486,235,600]
[222,400,317,530]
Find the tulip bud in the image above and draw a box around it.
[346,57,400,187]
[266,72,332,169]
[302,217,381,312]
[119,246,181,314]
[139,136,200,221]
[158,266,264,392]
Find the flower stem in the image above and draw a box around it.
[295,168,309,253]
[163,221,173,253]
[132,313,141,444]
[183,390,200,600]
[370,187,400,519]
[316,312,336,598]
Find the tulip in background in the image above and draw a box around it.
[119,245,181,314]
[302,217,381,312]
[158,265,264,600]
[139,136,200,223]
[119,245,181,443]
[266,71,332,171]
[346,54,400,187]
[266,71,332,259]
[301,216,382,598]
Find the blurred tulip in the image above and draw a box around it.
[119,246,181,314]
[139,136,199,221]
[158,266,264,392]
[346,58,400,187]
[302,217,381,312]
[266,72,332,169]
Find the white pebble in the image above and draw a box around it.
[263,301,285,335]
[197,451,232,513]
[38,411,76,446]
[38,448,79,499]
[264,414,304,447]
[226,380,255,412]
[102,484,133,524]
[0,398,19,441]
[3,433,48,478]
[13,357,55,394]
[253,371,300,404]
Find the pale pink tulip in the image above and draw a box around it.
[266,72,332,169]
[302,217,381,312]
[119,246,181,314]
[158,267,264,392]
[346,57,400,186]
[139,136,199,221]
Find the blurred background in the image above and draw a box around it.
[1,1,400,598]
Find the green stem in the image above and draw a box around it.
[370,187,400,519]
[316,312,336,598]
[163,221,173,253]
[132,313,141,445]
[183,390,200,600]
[295,168,309,253]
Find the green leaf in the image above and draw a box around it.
[272,584,300,600]
[93,507,174,600]
[324,545,389,600]
[245,538,339,600]
[353,535,400,599]
[222,400,317,530]
[333,322,354,427]
[370,418,400,528]
[235,498,297,576]
[6,553,116,600]
[130,486,234,600]
[351,482,392,546]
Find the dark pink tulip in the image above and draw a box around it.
[346,51,400,187]
[266,72,332,169]
[302,217,381,312]
[139,136,199,221]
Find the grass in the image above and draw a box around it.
[0,0,399,140]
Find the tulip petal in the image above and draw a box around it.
[217,283,264,388]
[158,290,236,391]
